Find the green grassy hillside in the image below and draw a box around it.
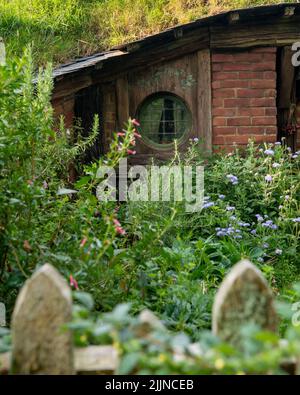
[0,0,295,65]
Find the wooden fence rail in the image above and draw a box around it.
[0,259,294,374]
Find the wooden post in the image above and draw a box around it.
[212,259,277,347]
[197,49,212,154]
[11,264,74,374]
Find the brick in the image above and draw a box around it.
[251,98,276,107]
[213,108,237,117]
[239,72,264,79]
[213,72,239,80]
[238,126,266,135]
[219,80,249,88]
[265,126,278,134]
[228,117,251,126]
[212,63,222,72]
[252,117,277,126]
[224,135,274,144]
[265,108,277,116]
[213,136,226,145]
[212,53,234,62]
[212,98,224,107]
[213,89,236,98]
[212,81,221,89]
[262,53,276,61]
[250,79,276,89]
[264,71,276,79]
[238,107,265,117]
[251,62,276,71]
[213,117,227,127]
[214,126,237,135]
[237,89,266,98]
[224,98,251,108]
[223,63,255,71]
[233,53,262,62]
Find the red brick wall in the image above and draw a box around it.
[212,48,278,151]
[51,95,75,129]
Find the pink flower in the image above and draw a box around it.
[117,132,126,137]
[43,181,48,189]
[69,275,79,290]
[127,149,136,155]
[113,218,126,235]
[113,218,121,227]
[80,237,87,248]
[130,139,136,146]
[134,131,142,138]
[115,226,126,235]
[132,119,140,127]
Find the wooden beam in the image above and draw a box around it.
[210,18,300,49]
[197,49,212,154]
[228,12,240,24]
[116,75,130,129]
[278,46,295,109]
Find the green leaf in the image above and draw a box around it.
[57,188,77,195]
[73,292,94,311]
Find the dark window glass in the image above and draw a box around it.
[138,94,191,145]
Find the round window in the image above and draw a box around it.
[137,93,192,147]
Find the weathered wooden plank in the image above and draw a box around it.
[52,75,93,100]
[210,18,300,49]
[116,75,130,130]
[197,49,212,154]
[278,46,295,109]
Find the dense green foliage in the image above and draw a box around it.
[1,49,300,374]
[0,0,296,65]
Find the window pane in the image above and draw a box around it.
[138,94,191,145]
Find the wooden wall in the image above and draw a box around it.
[108,49,212,164]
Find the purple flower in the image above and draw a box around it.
[255,214,264,222]
[264,149,275,156]
[238,221,250,227]
[292,217,300,223]
[272,162,280,168]
[275,249,282,255]
[292,154,298,159]
[251,229,257,235]
[226,206,235,211]
[226,174,238,185]
[261,220,278,230]
[265,175,273,182]
[203,201,215,209]
[218,194,225,200]
[275,142,281,146]
[263,243,269,248]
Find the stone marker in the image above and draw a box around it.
[11,264,74,374]
[212,259,277,347]
[0,303,5,327]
